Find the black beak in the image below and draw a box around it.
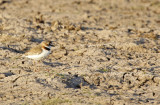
[49,42,55,47]
[51,44,55,47]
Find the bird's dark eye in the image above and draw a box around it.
[49,42,52,46]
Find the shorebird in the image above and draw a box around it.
[23,40,53,71]
[24,40,53,60]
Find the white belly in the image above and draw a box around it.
[26,49,51,60]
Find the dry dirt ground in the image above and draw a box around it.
[0,0,160,105]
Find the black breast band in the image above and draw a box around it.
[44,47,50,51]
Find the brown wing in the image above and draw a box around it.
[25,45,42,56]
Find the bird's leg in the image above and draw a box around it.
[33,60,36,72]
[38,60,41,71]
[35,60,41,72]
[33,60,38,72]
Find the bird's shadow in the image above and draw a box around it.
[0,46,25,54]
[29,37,43,43]
[43,61,65,67]
[81,27,103,31]
[0,37,44,54]
[0,36,43,54]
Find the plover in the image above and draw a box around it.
[24,40,53,60]
[23,40,53,71]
